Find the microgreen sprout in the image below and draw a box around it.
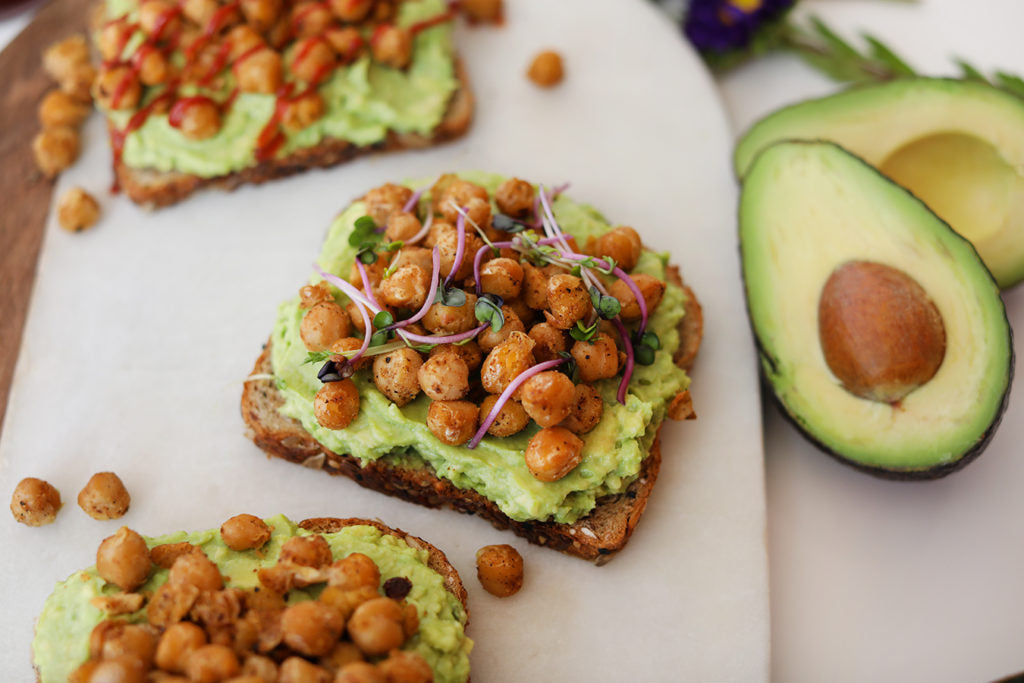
[304,350,334,365]
[589,286,622,320]
[435,284,466,307]
[569,320,598,343]
[633,330,661,366]
[474,293,505,332]
[348,215,378,245]
[356,247,378,264]
[493,213,530,234]
[373,310,394,329]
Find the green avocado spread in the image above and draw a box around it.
[271,172,691,524]
[32,514,471,683]
[99,0,457,176]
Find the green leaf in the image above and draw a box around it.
[385,241,404,252]
[995,71,1024,99]
[357,248,378,265]
[863,35,915,77]
[474,294,505,332]
[373,310,394,329]
[348,215,378,246]
[435,286,467,308]
[570,320,597,343]
[493,213,529,233]
[304,350,333,365]
[956,59,987,82]
[589,286,622,320]
[639,330,661,351]
[809,16,860,61]
[370,329,392,347]
[555,351,577,380]
[634,345,656,366]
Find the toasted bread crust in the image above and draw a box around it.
[242,255,700,563]
[113,59,474,208]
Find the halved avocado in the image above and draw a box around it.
[740,141,1013,478]
[734,79,1024,288]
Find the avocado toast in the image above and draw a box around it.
[33,514,471,682]
[90,0,473,207]
[242,172,703,562]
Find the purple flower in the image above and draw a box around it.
[684,0,795,54]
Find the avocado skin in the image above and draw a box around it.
[739,140,1014,479]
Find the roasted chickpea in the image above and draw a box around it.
[182,0,218,26]
[55,187,100,233]
[479,258,523,300]
[479,394,529,437]
[438,179,489,224]
[328,0,373,21]
[38,89,90,128]
[98,22,133,62]
[234,47,283,94]
[480,331,535,395]
[171,98,222,141]
[545,274,590,329]
[422,219,451,248]
[378,264,430,309]
[315,379,361,430]
[168,550,223,591]
[389,246,433,275]
[135,48,171,86]
[280,601,344,656]
[371,24,412,69]
[281,534,333,567]
[242,654,279,680]
[435,224,483,281]
[520,371,575,427]
[326,26,365,62]
[377,650,433,683]
[59,62,96,103]
[336,661,386,683]
[301,301,351,351]
[10,476,61,526]
[463,196,493,232]
[291,0,334,38]
[226,25,265,60]
[318,584,378,623]
[460,0,502,22]
[527,322,567,363]
[96,527,151,591]
[240,0,283,31]
[32,125,79,177]
[138,0,182,38]
[282,91,325,132]
[417,353,469,401]
[476,306,525,353]
[329,337,372,370]
[591,226,642,272]
[428,340,482,371]
[276,656,331,683]
[43,34,89,82]
[92,621,158,667]
[320,641,364,671]
[494,177,533,217]
[219,514,272,551]
[422,291,478,335]
[155,622,207,673]
[520,262,549,310]
[348,598,406,656]
[475,544,524,597]
[524,426,583,482]
[561,384,603,434]
[364,183,413,227]
[426,400,479,446]
[381,212,419,244]
[328,552,380,591]
[184,644,240,682]
[300,281,333,308]
[527,50,564,88]
[77,471,130,520]
[505,295,535,326]
[608,273,665,320]
[291,37,337,83]
[373,348,423,406]
[84,656,146,683]
[571,332,619,383]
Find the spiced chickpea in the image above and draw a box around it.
[281,534,333,567]
[56,187,101,233]
[494,177,533,217]
[348,597,406,656]
[282,91,326,132]
[422,291,478,335]
[156,622,207,673]
[328,0,373,22]
[481,331,536,395]
[477,306,525,352]
[527,322,567,363]
[281,601,344,656]
[435,224,483,281]
[94,65,141,110]
[242,654,279,680]
[60,62,96,103]
[561,384,603,434]
[168,551,223,591]
[330,337,372,370]
[525,426,583,482]
[300,281,333,309]
[439,179,489,223]
[480,394,529,437]
[182,0,218,26]
[349,255,390,294]
[43,35,89,82]
[520,371,575,427]
[301,301,351,352]
[136,49,172,86]
[138,0,181,38]
[329,552,380,591]
[10,476,61,526]
[475,544,524,597]
[315,379,361,430]
[479,258,523,300]
[83,656,146,683]
[226,25,265,60]
[505,296,535,326]
[92,621,158,667]
[33,125,79,177]
[545,274,590,329]
[291,37,337,83]
[291,1,334,38]
[336,661,386,683]
[219,514,272,551]
[423,219,452,248]
[389,247,433,277]
[98,22,133,62]
[38,89,90,128]
[326,26,365,62]
[418,353,469,401]
[96,527,152,591]
[426,400,479,446]
[364,183,413,227]
[429,340,482,371]
[379,264,430,309]
[571,332,619,383]
[173,98,222,141]
[184,644,240,682]
[371,24,412,69]
[373,348,423,406]
[77,471,130,520]
[385,211,422,243]
[266,15,293,50]
[591,226,642,272]
[527,50,564,88]
[234,48,283,93]
[240,0,283,31]
[378,651,433,683]
[608,273,665,320]
[520,262,549,310]
[278,656,332,683]
[463,196,493,232]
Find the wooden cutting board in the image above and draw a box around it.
[0,0,91,434]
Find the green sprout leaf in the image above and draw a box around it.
[348,215,378,247]
[373,310,394,329]
[357,246,378,265]
[639,330,661,351]
[589,286,621,320]
[570,320,598,343]
[493,213,530,233]
[435,285,467,308]
[570,265,582,277]
[304,350,334,365]
[475,294,505,332]
[556,351,577,380]
[385,241,404,252]
[634,345,656,366]
[370,329,392,347]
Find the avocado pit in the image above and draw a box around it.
[818,260,946,403]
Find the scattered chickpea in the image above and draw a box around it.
[59,62,97,103]
[348,597,406,656]
[480,394,530,437]
[80,655,146,683]
[32,126,79,177]
[520,371,575,427]
[279,655,332,683]
[182,0,219,26]
[475,544,524,597]
[328,0,373,22]
[480,331,536,395]
[336,661,386,683]
[136,49,172,86]
[173,98,222,141]
[377,650,434,683]
[77,471,131,520]
[524,426,584,482]
[609,273,665,320]
[477,307,525,353]
[460,0,503,22]
[429,341,483,371]
[300,281,333,309]
[242,654,280,680]
[570,332,619,383]
[183,644,240,682]
[168,550,223,591]
[235,47,283,94]
[463,196,493,232]
[38,89,90,128]
[96,527,152,591]
[364,183,413,228]
[435,223,483,281]
[527,50,564,88]
[240,0,283,31]
[330,337,372,371]
[373,348,423,406]
[329,552,380,591]
[281,600,344,656]
[301,301,351,352]
[315,379,361,430]
[282,91,325,132]
[545,273,591,329]
[591,226,642,272]
[439,179,489,224]
[43,35,90,84]
[97,21,134,63]
[155,622,207,673]
[291,0,334,38]
[384,212,422,243]
[527,322,567,363]
[281,533,333,568]
[426,400,479,446]
[326,26,365,62]
[494,177,533,218]
[220,514,272,551]
[418,353,470,401]
[290,37,337,83]
[479,258,524,300]
[379,264,431,309]
[505,295,535,326]
[371,25,413,69]
[138,0,182,37]
[56,187,101,232]
[561,384,604,434]
[422,292,479,335]
[10,476,62,526]
[520,262,550,310]
[91,620,158,667]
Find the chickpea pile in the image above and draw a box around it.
[301,175,669,483]
[71,515,435,683]
[34,34,94,180]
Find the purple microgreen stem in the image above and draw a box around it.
[612,317,635,406]
[397,323,488,347]
[444,211,467,288]
[468,357,569,449]
[353,258,384,312]
[402,186,426,213]
[314,264,375,363]
[388,247,441,330]
[405,206,434,246]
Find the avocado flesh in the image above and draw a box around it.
[734,78,1024,288]
[740,141,1013,476]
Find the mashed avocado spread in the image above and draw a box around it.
[32,514,471,683]
[99,0,457,176]
[271,172,691,524]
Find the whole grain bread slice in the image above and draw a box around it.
[242,264,702,564]
[114,59,474,208]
